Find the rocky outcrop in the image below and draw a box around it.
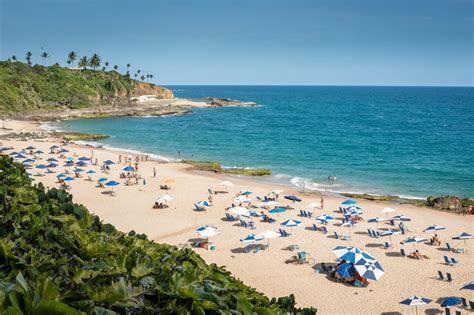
[132,82,173,99]
[425,195,473,213]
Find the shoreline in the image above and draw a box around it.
[1,119,473,314]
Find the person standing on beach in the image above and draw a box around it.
[119,155,122,164]
[320,197,324,211]
[143,178,146,192]
[153,167,157,177]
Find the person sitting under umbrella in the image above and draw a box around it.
[429,234,441,246]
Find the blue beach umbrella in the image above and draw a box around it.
[15,154,26,159]
[35,150,44,154]
[335,263,356,279]
[284,195,302,202]
[269,207,287,214]
[423,224,446,233]
[103,160,115,165]
[98,177,108,183]
[353,257,384,281]
[240,233,264,242]
[342,199,357,205]
[460,281,474,290]
[241,191,252,196]
[35,164,47,169]
[74,168,84,172]
[9,152,18,156]
[400,296,432,315]
[57,174,66,178]
[86,170,96,174]
[63,177,74,181]
[393,214,412,221]
[78,156,90,161]
[76,161,87,166]
[281,219,302,227]
[196,225,217,232]
[59,148,69,153]
[105,181,120,187]
[47,158,58,162]
[333,246,376,263]
[25,145,36,150]
[23,158,35,164]
[66,157,74,161]
[46,163,58,168]
[440,296,461,307]
[123,166,135,172]
[50,145,59,149]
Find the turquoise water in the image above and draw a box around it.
[55,86,474,198]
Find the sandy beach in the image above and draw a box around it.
[1,120,473,314]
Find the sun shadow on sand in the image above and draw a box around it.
[380,312,402,315]
[354,231,368,235]
[385,251,403,257]
[425,308,443,314]
[231,247,248,254]
[365,243,384,248]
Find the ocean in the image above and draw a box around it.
[54,86,474,199]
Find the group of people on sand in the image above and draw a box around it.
[409,250,429,260]
[321,260,369,287]
[152,201,169,209]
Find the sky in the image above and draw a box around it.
[0,0,473,86]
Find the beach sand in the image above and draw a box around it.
[1,119,473,314]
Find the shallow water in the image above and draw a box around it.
[55,86,474,198]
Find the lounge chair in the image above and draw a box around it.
[313,224,319,231]
[194,204,205,211]
[438,271,444,280]
[321,226,328,234]
[299,210,306,217]
[454,311,461,315]
[279,229,290,237]
[248,221,256,230]
[470,301,474,310]
[444,256,454,266]
[447,272,455,282]
[451,257,459,265]
[446,242,464,254]
[384,242,392,249]
[334,231,350,241]
[307,211,313,218]
[226,213,236,221]
[240,220,247,228]
[400,248,406,257]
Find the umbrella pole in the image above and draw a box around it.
[415,305,418,315]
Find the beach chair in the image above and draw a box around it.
[447,272,455,282]
[445,308,451,315]
[373,230,381,238]
[454,311,461,315]
[334,231,350,241]
[240,220,247,228]
[300,210,306,217]
[353,279,364,287]
[438,271,445,280]
[307,211,313,218]
[447,242,464,254]
[321,226,328,234]
[400,248,406,257]
[194,204,205,211]
[334,231,340,239]
[384,242,392,249]
[461,298,470,309]
[248,221,256,230]
[470,301,474,310]
[444,256,454,266]
[279,229,290,237]
[313,224,319,231]
[367,229,373,237]
[451,257,459,265]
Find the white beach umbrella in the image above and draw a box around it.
[157,194,174,203]
[228,206,251,217]
[380,207,396,214]
[257,230,281,250]
[220,181,234,190]
[197,226,219,238]
[234,195,251,203]
[260,200,278,207]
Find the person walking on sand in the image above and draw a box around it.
[320,197,324,211]
[119,155,122,164]
[153,167,157,178]
[143,178,146,192]
[208,194,213,206]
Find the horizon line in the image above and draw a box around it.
[162,84,474,88]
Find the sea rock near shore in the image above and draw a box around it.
[425,195,474,213]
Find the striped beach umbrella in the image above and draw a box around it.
[353,257,384,281]
[316,214,334,223]
[332,246,376,263]
[400,296,432,315]
[393,214,411,221]
[452,232,472,252]
[423,224,446,233]
[269,207,286,214]
[281,219,302,227]
[400,236,427,249]
[197,226,219,238]
[240,233,264,242]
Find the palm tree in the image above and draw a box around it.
[105,61,109,70]
[89,53,101,70]
[67,60,71,67]
[25,51,32,65]
[140,75,145,81]
[137,69,141,75]
[78,56,88,69]
[11,55,17,61]
[67,51,77,68]
[149,74,154,80]
[113,65,118,71]
[134,73,138,80]
[126,63,130,72]
[40,52,49,66]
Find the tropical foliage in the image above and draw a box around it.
[0,157,316,314]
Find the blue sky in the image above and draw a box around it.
[1,0,472,86]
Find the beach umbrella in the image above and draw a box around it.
[75,161,87,166]
[256,230,281,249]
[452,232,472,252]
[335,263,356,279]
[9,152,18,156]
[260,200,278,207]
[46,163,58,168]
[440,296,461,307]
[400,236,427,249]
[269,207,287,214]
[353,257,384,281]
[332,246,376,263]
[98,177,108,182]
[35,164,47,169]
[379,229,402,244]
[86,170,96,174]
[57,174,66,178]
[25,145,36,150]
[74,168,84,172]
[400,296,432,315]
[63,176,74,181]
[196,225,217,232]
[380,207,396,217]
[23,158,35,164]
[35,150,44,154]
[157,194,174,204]
[393,214,411,221]
[316,214,334,224]
[342,199,357,205]
[220,181,234,190]
[240,233,264,242]
[103,160,115,165]
[47,158,58,162]
[196,200,209,207]
[368,216,386,229]
[66,157,74,161]
[123,166,135,172]
[348,209,363,216]
[228,206,251,217]
[460,281,474,290]
[50,145,59,149]
[281,219,302,234]
[105,180,119,187]
[197,226,219,238]
[59,148,69,153]
[78,157,90,161]
[234,195,251,203]
[14,154,26,159]
[423,224,446,233]
[241,191,252,195]
[284,195,302,202]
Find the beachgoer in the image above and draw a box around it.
[153,167,157,177]
[320,197,324,211]
[208,195,213,205]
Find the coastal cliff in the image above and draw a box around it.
[0,60,173,113]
